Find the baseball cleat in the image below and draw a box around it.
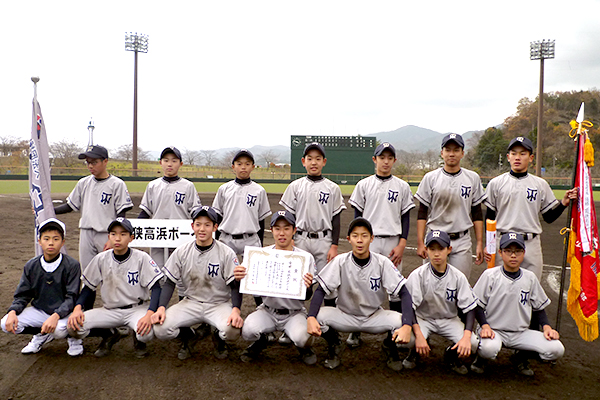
[67,337,84,357]
[21,333,54,354]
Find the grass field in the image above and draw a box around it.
[0,179,589,200]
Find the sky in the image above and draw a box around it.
[1,1,599,154]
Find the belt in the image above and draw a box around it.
[448,230,469,240]
[374,234,399,238]
[265,305,301,315]
[500,232,537,241]
[228,232,255,240]
[297,230,330,239]
[118,299,144,310]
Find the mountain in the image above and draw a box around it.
[365,125,477,152]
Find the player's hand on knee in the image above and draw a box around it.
[68,306,85,331]
[452,335,472,358]
[5,311,18,334]
[151,307,166,325]
[137,311,154,336]
[233,265,247,281]
[543,325,560,340]
[479,324,494,339]
[41,313,60,334]
[307,317,321,337]
[416,243,427,259]
[393,324,412,345]
[227,308,244,329]
[326,246,338,263]
[303,273,313,288]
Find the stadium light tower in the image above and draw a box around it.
[530,39,555,176]
[87,119,95,148]
[125,32,149,176]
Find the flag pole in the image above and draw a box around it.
[31,76,40,253]
[556,104,584,330]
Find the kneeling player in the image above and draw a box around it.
[307,218,414,371]
[151,206,244,359]
[470,233,564,376]
[68,218,163,358]
[403,230,477,374]
[235,210,317,364]
[2,219,82,356]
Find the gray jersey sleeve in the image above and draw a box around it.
[257,187,271,221]
[315,258,340,296]
[279,180,298,214]
[414,172,433,207]
[138,251,164,288]
[349,180,366,212]
[81,253,102,290]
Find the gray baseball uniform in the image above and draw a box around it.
[405,262,477,343]
[415,167,486,277]
[484,172,558,280]
[67,175,133,269]
[153,240,241,341]
[470,267,564,361]
[349,175,415,259]
[73,248,163,342]
[314,252,406,334]
[242,245,316,348]
[212,180,271,257]
[280,176,346,272]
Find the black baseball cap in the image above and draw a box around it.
[507,137,534,153]
[160,146,182,160]
[191,206,219,224]
[232,149,255,164]
[270,210,296,227]
[38,218,66,238]
[79,145,109,160]
[347,217,373,236]
[500,232,526,250]
[108,217,134,235]
[303,142,326,157]
[441,133,465,149]
[425,230,451,248]
[373,142,396,157]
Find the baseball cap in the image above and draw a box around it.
[270,210,296,227]
[79,145,109,160]
[191,206,219,224]
[303,142,326,157]
[107,217,134,235]
[441,133,465,149]
[232,149,255,164]
[38,218,66,238]
[160,146,182,160]
[347,217,373,236]
[499,232,526,250]
[373,142,396,157]
[507,136,534,153]
[425,230,451,248]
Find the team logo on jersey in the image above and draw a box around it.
[520,290,530,305]
[246,194,257,207]
[526,188,538,202]
[127,271,139,286]
[318,191,330,205]
[446,288,457,302]
[208,263,220,277]
[388,189,399,203]
[174,191,186,205]
[460,185,472,199]
[369,277,382,292]
[100,192,113,205]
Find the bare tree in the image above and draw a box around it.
[0,136,28,157]
[258,149,280,167]
[182,148,201,166]
[114,144,151,162]
[219,150,239,167]
[200,150,218,166]
[50,140,84,167]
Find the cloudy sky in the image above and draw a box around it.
[1,1,598,153]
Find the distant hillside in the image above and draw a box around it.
[366,125,477,152]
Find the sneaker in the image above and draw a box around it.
[278,332,292,345]
[323,355,341,369]
[21,333,53,354]
[67,337,84,357]
[298,346,317,366]
[444,346,468,375]
[240,335,268,363]
[212,330,228,360]
[470,356,486,374]
[451,363,469,375]
[516,361,535,376]
[266,332,277,342]
[133,337,148,359]
[177,327,198,360]
[178,344,192,360]
[346,332,361,349]
[511,351,535,377]
[402,349,418,370]
[94,329,122,358]
[382,337,402,372]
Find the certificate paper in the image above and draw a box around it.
[240,246,309,299]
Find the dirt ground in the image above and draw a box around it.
[0,192,599,400]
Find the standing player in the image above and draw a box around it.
[67,218,163,358]
[307,218,414,371]
[234,210,317,365]
[348,142,414,347]
[402,230,478,374]
[212,149,271,309]
[1,219,83,356]
[471,233,564,376]
[151,206,244,360]
[280,142,346,300]
[55,145,133,270]
[415,133,486,279]
[484,137,578,280]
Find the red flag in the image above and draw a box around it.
[567,131,599,341]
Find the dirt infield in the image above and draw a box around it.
[0,192,599,400]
